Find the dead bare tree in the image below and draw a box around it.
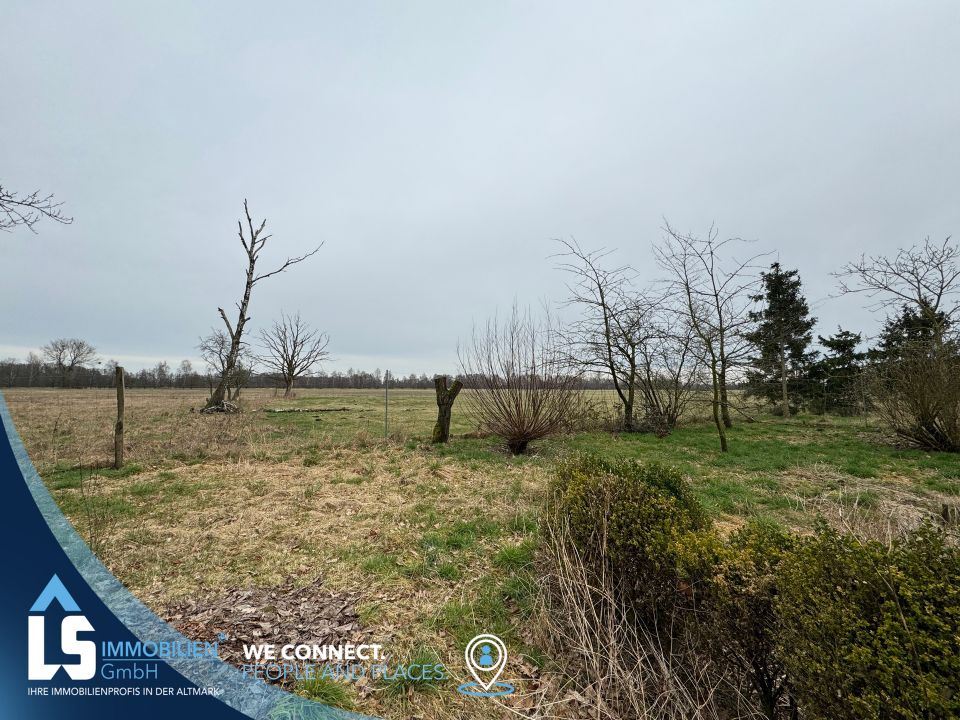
[1,183,73,232]
[655,222,766,451]
[459,305,583,454]
[204,200,322,411]
[257,312,330,398]
[41,338,97,387]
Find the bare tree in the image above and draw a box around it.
[0,358,16,388]
[25,351,43,386]
[635,306,706,434]
[1,184,73,232]
[459,305,583,454]
[176,359,195,388]
[556,239,703,433]
[656,222,765,451]
[41,338,97,387]
[554,239,649,431]
[835,236,960,340]
[837,237,960,451]
[198,329,252,402]
[257,312,330,398]
[204,200,322,411]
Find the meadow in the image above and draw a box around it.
[5,387,960,719]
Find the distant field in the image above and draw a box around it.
[5,387,960,719]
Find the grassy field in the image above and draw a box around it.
[5,387,960,719]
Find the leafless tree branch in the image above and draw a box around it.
[0,184,73,233]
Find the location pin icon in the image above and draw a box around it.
[465,634,507,691]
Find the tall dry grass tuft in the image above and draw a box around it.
[534,517,732,720]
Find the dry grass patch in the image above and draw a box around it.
[776,463,955,540]
[30,439,547,718]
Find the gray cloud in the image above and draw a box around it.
[3,1,958,373]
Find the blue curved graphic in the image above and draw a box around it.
[456,681,515,698]
[0,392,379,720]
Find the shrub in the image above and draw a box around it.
[537,515,728,720]
[868,339,960,451]
[699,520,796,718]
[776,522,960,720]
[459,305,583,454]
[548,454,710,613]
[544,454,960,719]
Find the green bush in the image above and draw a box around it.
[776,522,960,720]
[546,454,960,719]
[700,520,796,718]
[548,454,710,610]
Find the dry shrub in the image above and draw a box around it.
[459,305,583,454]
[540,455,790,719]
[868,339,960,451]
[569,393,622,432]
[536,517,728,720]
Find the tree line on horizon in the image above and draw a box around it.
[0,354,448,392]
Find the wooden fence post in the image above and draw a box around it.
[114,366,125,469]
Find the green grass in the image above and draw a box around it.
[493,539,537,571]
[360,552,401,575]
[330,475,365,486]
[923,476,960,495]
[46,462,144,490]
[402,552,463,581]
[128,473,202,502]
[57,492,135,519]
[297,676,355,709]
[551,414,960,525]
[356,601,383,626]
[421,518,500,551]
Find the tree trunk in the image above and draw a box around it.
[623,398,635,432]
[432,376,463,443]
[710,358,728,452]
[113,366,125,469]
[206,264,255,409]
[623,377,636,431]
[780,343,789,416]
[283,379,294,399]
[719,364,733,428]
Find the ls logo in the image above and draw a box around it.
[28,575,96,681]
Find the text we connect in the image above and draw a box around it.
[243,643,384,662]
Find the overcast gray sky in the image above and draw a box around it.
[3,1,959,374]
